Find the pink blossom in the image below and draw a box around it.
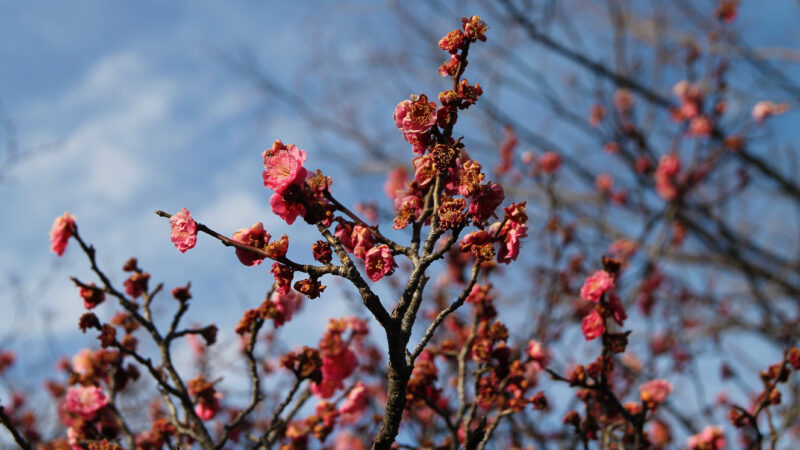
[71,349,93,375]
[687,425,726,450]
[581,309,605,341]
[384,166,409,201]
[270,192,305,225]
[495,221,527,264]
[460,230,492,252]
[392,194,424,230]
[79,283,105,309]
[347,316,370,336]
[520,151,535,165]
[648,420,671,446]
[232,222,270,266]
[539,152,562,174]
[496,125,517,176]
[365,245,395,282]
[655,154,681,201]
[311,349,358,399]
[186,333,205,356]
[67,426,79,449]
[657,154,680,178]
[580,270,615,302]
[195,398,221,421]
[394,95,438,155]
[526,340,550,370]
[262,143,308,194]
[438,54,460,77]
[672,80,704,121]
[334,223,356,253]
[687,116,712,138]
[50,212,76,256]
[0,351,14,375]
[169,208,197,253]
[124,272,150,299]
[334,432,367,450]
[595,173,614,193]
[468,182,504,225]
[272,290,303,328]
[351,225,375,259]
[459,230,494,260]
[64,385,108,420]
[439,29,466,54]
[640,379,673,406]
[339,381,369,415]
[412,154,436,188]
[462,16,487,42]
[271,263,294,295]
[465,284,492,304]
[655,180,678,202]
[752,101,789,123]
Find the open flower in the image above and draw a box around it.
[365,245,395,282]
[580,271,615,302]
[460,230,494,261]
[272,290,303,328]
[311,348,358,399]
[169,208,197,253]
[63,385,108,420]
[526,340,550,370]
[468,182,504,225]
[539,152,562,174]
[339,381,369,415]
[640,379,673,407]
[262,142,308,194]
[394,95,438,155]
[351,225,376,259]
[270,191,306,225]
[581,309,605,341]
[271,263,294,295]
[687,425,726,450]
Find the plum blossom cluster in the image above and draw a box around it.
[578,261,627,342]
[309,318,365,399]
[262,140,335,226]
[669,80,715,138]
[277,318,374,447]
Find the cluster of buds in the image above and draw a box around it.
[122,258,150,300]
